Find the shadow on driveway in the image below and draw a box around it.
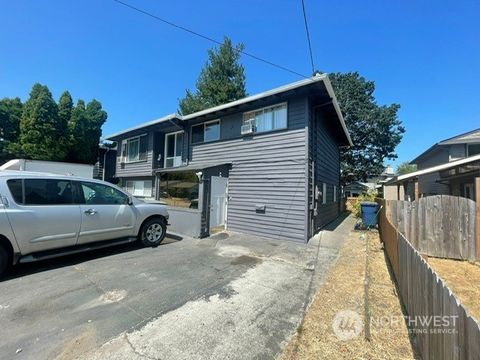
[1,233,183,281]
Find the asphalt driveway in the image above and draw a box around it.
[0,215,354,360]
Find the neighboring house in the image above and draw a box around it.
[106,74,352,243]
[410,128,480,198]
[385,128,480,201]
[344,165,395,198]
[344,181,375,197]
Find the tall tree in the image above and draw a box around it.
[396,161,417,175]
[329,72,404,183]
[0,97,23,162]
[68,99,107,164]
[179,37,247,115]
[58,91,73,125]
[84,99,107,163]
[19,83,68,160]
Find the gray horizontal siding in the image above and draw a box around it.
[416,148,449,195]
[116,132,154,177]
[312,108,340,229]
[192,128,307,242]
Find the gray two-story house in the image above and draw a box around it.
[106,74,352,243]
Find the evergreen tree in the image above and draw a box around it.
[68,99,107,164]
[179,37,247,115]
[19,83,68,160]
[58,91,73,125]
[329,72,404,183]
[0,97,23,162]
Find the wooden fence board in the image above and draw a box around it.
[384,195,477,260]
[377,202,480,360]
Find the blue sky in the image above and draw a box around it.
[1,0,479,169]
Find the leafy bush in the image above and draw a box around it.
[352,189,377,218]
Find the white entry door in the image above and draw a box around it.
[210,176,228,228]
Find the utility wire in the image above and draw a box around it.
[301,0,315,74]
[113,0,309,79]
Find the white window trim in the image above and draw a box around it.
[191,119,221,144]
[164,130,184,168]
[242,102,288,134]
[126,180,152,198]
[121,133,148,163]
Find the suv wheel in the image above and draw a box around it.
[139,218,166,247]
[0,245,9,277]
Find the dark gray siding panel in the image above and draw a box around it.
[116,132,154,177]
[312,108,340,229]
[191,128,307,242]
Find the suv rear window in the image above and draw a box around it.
[8,179,74,205]
[7,179,23,204]
[24,179,74,205]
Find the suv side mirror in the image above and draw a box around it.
[127,196,134,205]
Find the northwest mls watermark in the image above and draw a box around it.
[332,310,458,341]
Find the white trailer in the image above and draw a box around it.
[0,159,94,178]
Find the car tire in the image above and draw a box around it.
[0,245,9,277]
[139,218,167,247]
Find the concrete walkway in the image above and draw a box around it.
[0,215,355,360]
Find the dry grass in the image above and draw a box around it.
[427,257,480,322]
[281,230,419,360]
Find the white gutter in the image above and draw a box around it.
[392,154,480,183]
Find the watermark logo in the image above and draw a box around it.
[332,310,364,340]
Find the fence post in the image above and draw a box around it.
[476,177,480,260]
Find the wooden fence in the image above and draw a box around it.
[378,199,480,359]
[383,195,477,260]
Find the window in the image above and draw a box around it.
[126,180,152,197]
[333,185,337,202]
[80,182,129,205]
[159,171,199,209]
[243,103,287,134]
[165,131,184,168]
[467,144,480,156]
[322,183,327,204]
[7,179,23,204]
[121,135,147,163]
[15,179,74,205]
[192,120,220,144]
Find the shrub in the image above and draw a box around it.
[352,189,377,218]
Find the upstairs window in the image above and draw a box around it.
[121,135,147,163]
[192,120,220,143]
[467,144,480,157]
[243,103,287,134]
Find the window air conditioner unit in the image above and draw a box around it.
[241,123,255,135]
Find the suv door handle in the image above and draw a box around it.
[84,208,97,215]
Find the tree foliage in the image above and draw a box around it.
[0,83,107,164]
[19,84,68,160]
[396,161,417,175]
[0,97,23,162]
[329,72,404,183]
[68,100,107,163]
[179,37,247,115]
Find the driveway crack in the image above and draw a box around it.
[124,334,157,360]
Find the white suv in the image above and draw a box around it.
[0,171,169,276]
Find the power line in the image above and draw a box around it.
[301,0,315,74]
[112,0,309,79]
